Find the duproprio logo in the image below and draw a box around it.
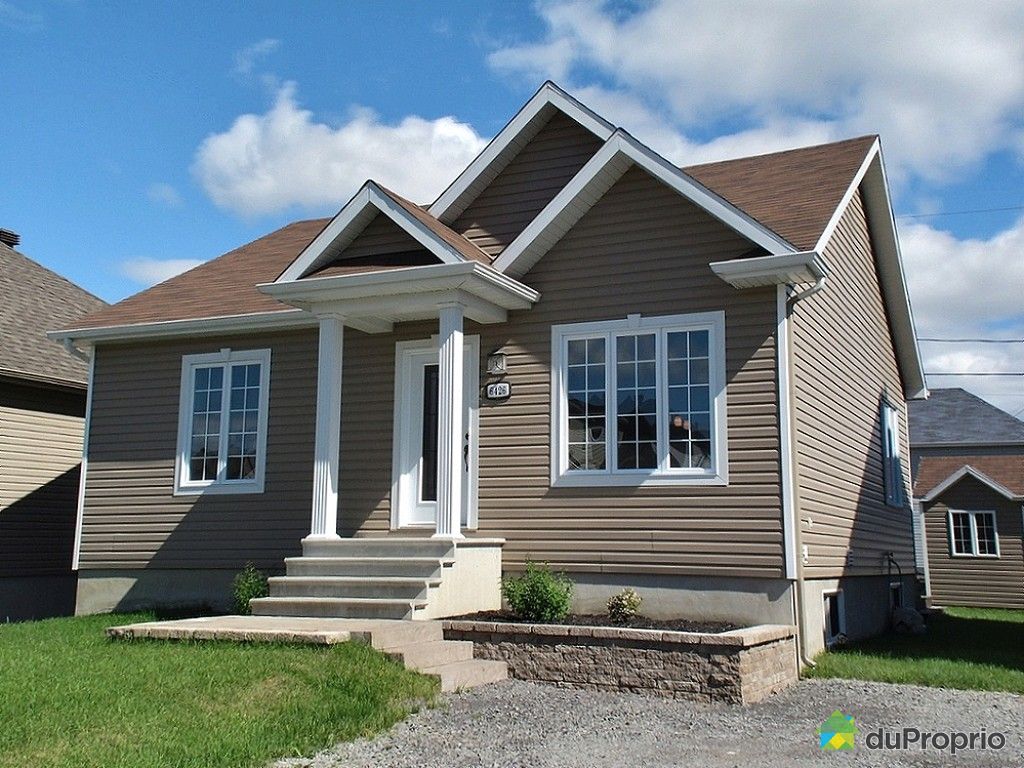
[818,711,858,751]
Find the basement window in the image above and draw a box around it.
[823,590,846,647]
[551,311,728,487]
[175,348,271,495]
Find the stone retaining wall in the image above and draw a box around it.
[443,621,797,704]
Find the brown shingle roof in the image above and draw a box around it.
[63,218,329,331]
[1,242,107,386]
[684,136,877,251]
[62,136,878,333]
[915,454,1024,498]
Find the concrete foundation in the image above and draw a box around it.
[0,574,77,622]
[76,568,238,615]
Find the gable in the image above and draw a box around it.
[307,212,440,279]
[452,111,604,257]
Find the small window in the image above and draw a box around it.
[949,510,999,557]
[823,590,846,647]
[175,349,271,495]
[881,402,906,507]
[552,312,727,486]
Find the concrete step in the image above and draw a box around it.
[284,556,452,578]
[268,576,439,600]
[385,639,475,670]
[302,537,455,559]
[249,597,426,621]
[421,658,508,692]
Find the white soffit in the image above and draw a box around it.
[710,251,825,288]
[428,81,616,224]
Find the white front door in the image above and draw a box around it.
[392,338,478,529]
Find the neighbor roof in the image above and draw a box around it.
[915,456,1024,499]
[909,388,1024,446]
[683,136,879,252]
[0,242,107,387]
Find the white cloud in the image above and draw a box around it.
[900,217,1024,415]
[490,1,1024,181]
[120,257,204,286]
[233,38,280,77]
[146,182,182,208]
[192,82,488,216]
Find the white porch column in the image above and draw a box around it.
[434,302,465,539]
[308,313,345,539]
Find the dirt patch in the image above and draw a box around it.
[452,611,739,633]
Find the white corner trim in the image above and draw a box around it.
[278,182,475,283]
[922,465,1021,503]
[428,81,616,223]
[776,286,798,580]
[710,251,825,289]
[71,353,95,571]
[173,347,272,496]
[493,131,795,278]
[549,310,729,488]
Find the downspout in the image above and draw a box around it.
[62,338,91,364]
[782,270,827,669]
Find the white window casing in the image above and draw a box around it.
[881,402,906,508]
[948,509,1000,558]
[174,348,272,495]
[550,311,728,487]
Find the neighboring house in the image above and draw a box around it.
[909,388,1024,609]
[0,231,107,620]
[51,83,926,657]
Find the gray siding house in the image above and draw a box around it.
[52,83,925,657]
[1,232,107,620]
[909,388,1024,609]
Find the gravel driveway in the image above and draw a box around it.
[277,679,1022,768]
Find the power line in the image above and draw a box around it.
[897,204,1024,219]
[919,337,1024,344]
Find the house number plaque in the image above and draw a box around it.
[486,382,511,400]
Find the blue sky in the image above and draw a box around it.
[3,1,1023,412]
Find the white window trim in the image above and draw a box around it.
[174,347,272,496]
[948,509,1000,559]
[881,401,906,508]
[550,311,728,487]
[823,588,847,647]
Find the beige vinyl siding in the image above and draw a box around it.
[344,166,785,578]
[790,188,915,577]
[79,329,317,570]
[452,111,604,256]
[0,380,84,576]
[924,477,1024,609]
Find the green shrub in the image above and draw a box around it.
[232,563,269,615]
[607,588,643,624]
[501,561,573,623]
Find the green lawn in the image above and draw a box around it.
[0,613,437,768]
[807,606,1024,694]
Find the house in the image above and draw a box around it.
[1,231,107,620]
[50,83,926,657]
[909,388,1024,609]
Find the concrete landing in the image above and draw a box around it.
[107,615,507,692]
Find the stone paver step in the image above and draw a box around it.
[420,659,508,692]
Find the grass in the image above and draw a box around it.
[0,612,438,768]
[807,606,1024,694]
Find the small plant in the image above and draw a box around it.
[501,561,573,623]
[232,562,269,615]
[607,588,643,624]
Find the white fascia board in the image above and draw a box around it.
[278,182,470,283]
[814,138,880,254]
[855,151,928,400]
[922,465,1021,503]
[710,250,825,289]
[428,81,616,223]
[494,132,796,279]
[261,261,540,310]
[47,309,316,344]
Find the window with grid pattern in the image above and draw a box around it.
[950,510,999,557]
[553,312,726,486]
[176,349,271,494]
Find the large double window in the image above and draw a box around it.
[551,312,727,486]
[175,348,271,495]
[949,510,999,557]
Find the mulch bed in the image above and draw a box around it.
[452,611,740,634]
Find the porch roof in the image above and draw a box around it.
[259,261,540,333]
